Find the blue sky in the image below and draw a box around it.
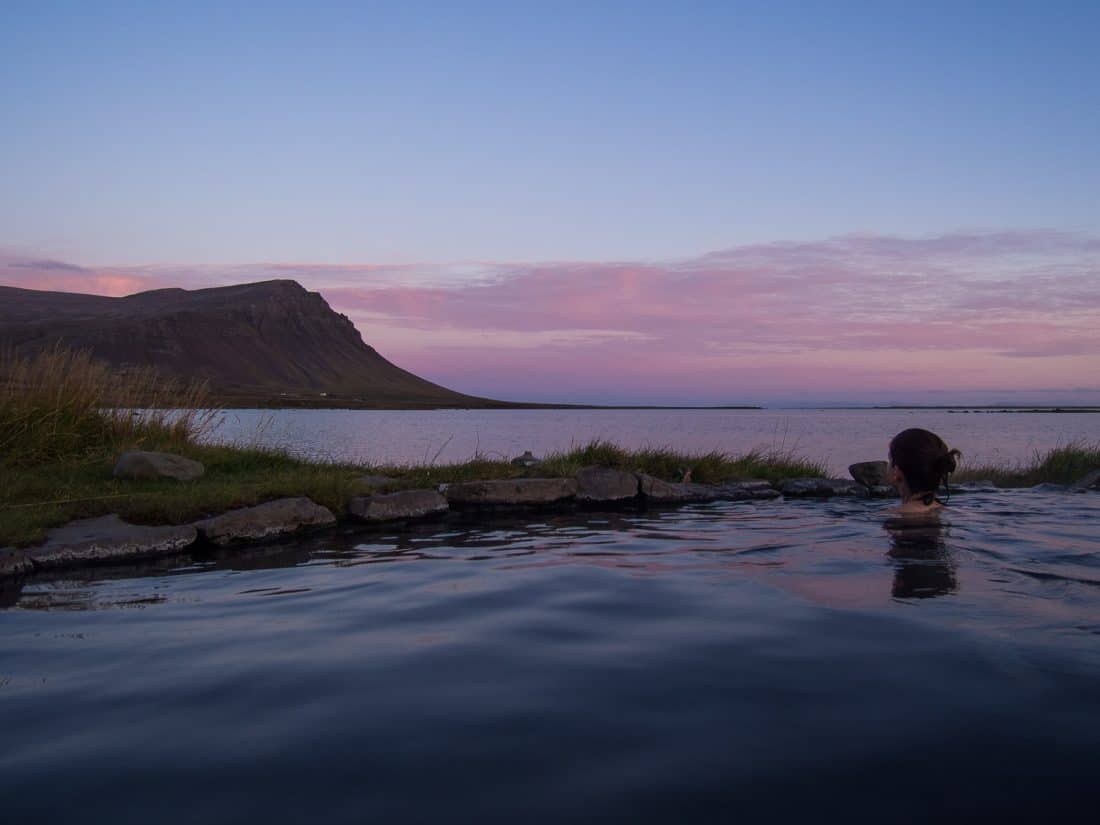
[2,1,1097,266]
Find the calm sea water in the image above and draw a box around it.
[2,492,1099,822]
[204,408,1100,474]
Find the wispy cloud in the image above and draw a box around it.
[3,231,1098,403]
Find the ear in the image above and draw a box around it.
[887,465,904,487]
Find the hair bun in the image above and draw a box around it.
[937,448,961,475]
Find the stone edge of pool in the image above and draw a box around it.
[1,466,1096,581]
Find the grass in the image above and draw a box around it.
[2,347,1097,547]
[954,442,1100,488]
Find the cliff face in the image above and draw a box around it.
[0,280,500,408]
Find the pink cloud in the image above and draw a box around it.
[3,231,1098,403]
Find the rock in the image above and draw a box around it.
[113,451,205,481]
[348,490,448,522]
[1031,482,1067,493]
[511,451,541,467]
[575,467,639,502]
[445,478,578,506]
[637,475,780,503]
[849,460,889,488]
[1,547,33,577]
[718,481,782,500]
[194,497,336,546]
[637,473,708,502]
[778,477,864,497]
[25,515,198,570]
[1070,469,1100,491]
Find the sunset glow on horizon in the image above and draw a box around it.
[2,3,1097,405]
[4,229,1098,406]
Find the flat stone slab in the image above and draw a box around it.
[349,490,448,522]
[717,481,781,500]
[779,477,864,497]
[1,547,33,577]
[638,473,710,502]
[25,515,198,570]
[637,475,781,503]
[576,467,639,502]
[194,497,336,546]
[114,451,205,481]
[849,460,889,488]
[446,478,578,506]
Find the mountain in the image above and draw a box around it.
[0,280,513,408]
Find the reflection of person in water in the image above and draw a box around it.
[886,428,961,514]
[884,518,957,598]
[882,428,962,597]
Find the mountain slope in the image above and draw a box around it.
[0,280,509,408]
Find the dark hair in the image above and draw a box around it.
[889,428,961,501]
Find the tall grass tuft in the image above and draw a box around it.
[535,438,829,483]
[0,345,219,467]
[955,441,1100,487]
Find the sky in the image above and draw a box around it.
[1,2,1098,405]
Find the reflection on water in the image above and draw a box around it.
[884,516,957,599]
[2,492,1099,823]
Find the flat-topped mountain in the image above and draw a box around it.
[0,280,510,408]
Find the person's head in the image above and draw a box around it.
[887,428,960,496]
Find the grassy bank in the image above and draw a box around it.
[2,348,1097,547]
[954,443,1100,487]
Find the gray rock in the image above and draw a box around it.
[849,460,889,488]
[718,481,782,500]
[575,466,639,502]
[194,497,336,546]
[1031,482,1067,493]
[113,451,205,481]
[25,515,198,570]
[1071,469,1100,491]
[445,478,578,506]
[511,451,541,467]
[779,477,864,497]
[348,490,448,522]
[637,473,708,502]
[637,475,780,503]
[1,547,33,577]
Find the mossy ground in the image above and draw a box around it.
[0,438,830,546]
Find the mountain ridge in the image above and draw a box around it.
[0,280,517,408]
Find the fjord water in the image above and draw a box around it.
[206,408,1100,473]
[2,492,1099,822]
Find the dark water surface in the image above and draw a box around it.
[2,492,1099,823]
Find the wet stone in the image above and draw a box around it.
[575,467,639,502]
[779,477,864,497]
[25,515,198,570]
[113,451,205,481]
[195,497,336,546]
[348,490,448,522]
[446,478,578,506]
[849,460,889,488]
